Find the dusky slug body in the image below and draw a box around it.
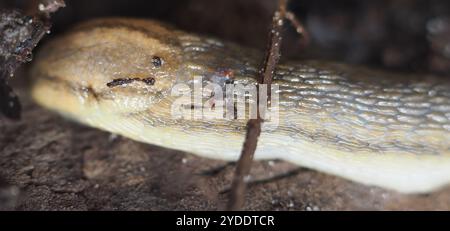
[31,18,450,193]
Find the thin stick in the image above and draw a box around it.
[221,167,306,194]
[285,11,310,45]
[226,0,288,211]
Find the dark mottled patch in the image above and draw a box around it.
[106,77,155,88]
[151,56,163,68]
[142,77,156,85]
[106,78,135,87]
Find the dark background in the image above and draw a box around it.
[2,0,450,74]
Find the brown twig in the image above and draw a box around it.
[286,11,310,45]
[221,167,307,194]
[226,0,289,211]
[198,162,235,176]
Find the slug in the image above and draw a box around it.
[30,18,450,193]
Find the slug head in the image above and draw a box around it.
[31,18,184,119]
